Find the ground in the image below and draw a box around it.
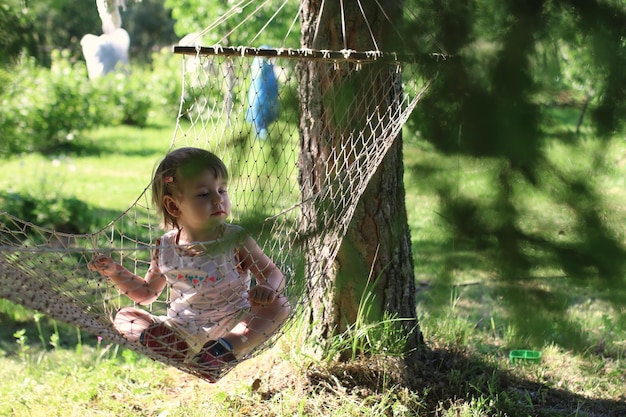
[164,343,626,416]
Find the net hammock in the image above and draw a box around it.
[0,1,433,382]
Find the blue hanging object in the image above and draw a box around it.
[246,51,279,139]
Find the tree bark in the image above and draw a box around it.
[298,0,422,357]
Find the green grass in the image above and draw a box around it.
[1,110,625,416]
[401,110,626,415]
[0,124,172,215]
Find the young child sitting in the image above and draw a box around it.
[88,147,291,382]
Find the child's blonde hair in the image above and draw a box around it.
[152,147,229,230]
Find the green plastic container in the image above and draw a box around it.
[509,349,542,364]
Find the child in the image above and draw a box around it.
[88,147,291,382]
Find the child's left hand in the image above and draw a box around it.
[248,283,278,306]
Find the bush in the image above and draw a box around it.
[146,46,238,120]
[0,51,97,154]
[0,49,177,157]
[146,47,185,117]
[0,191,94,234]
[90,67,154,127]
[0,3,39,65]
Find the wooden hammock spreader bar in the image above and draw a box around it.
[173,45,449,64]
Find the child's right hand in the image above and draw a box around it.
[88,255,121,277]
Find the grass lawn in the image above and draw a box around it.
[0,124,172,214]
[0,109,625,416]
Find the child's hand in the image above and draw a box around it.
[88,255,122,277]
[248,283,278,306]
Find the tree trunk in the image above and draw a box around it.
[298,0,422,358]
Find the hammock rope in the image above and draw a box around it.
[1,0,437,382]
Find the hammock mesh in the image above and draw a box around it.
[0,45,429,381]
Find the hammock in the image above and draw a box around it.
[0,1,434,382]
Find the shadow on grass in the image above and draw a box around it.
[414,236,626,358]
[301,346,625,416]
[407,347,626,417]
[405,146,626,356]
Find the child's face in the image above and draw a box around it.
[175,169,231,230]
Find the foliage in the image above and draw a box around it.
[407,0,626,141]
[148,46,191,116]
[0,67,12,96]
[0,51,96,154]
[0,48,183,155]
[118,0,178,62]
[0,2,39,65]
[89,67,154,127]
[164,0,301,47]
[1,0,177,66]
[3,0,102,66]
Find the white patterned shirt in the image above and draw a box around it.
[157,224,251,332]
